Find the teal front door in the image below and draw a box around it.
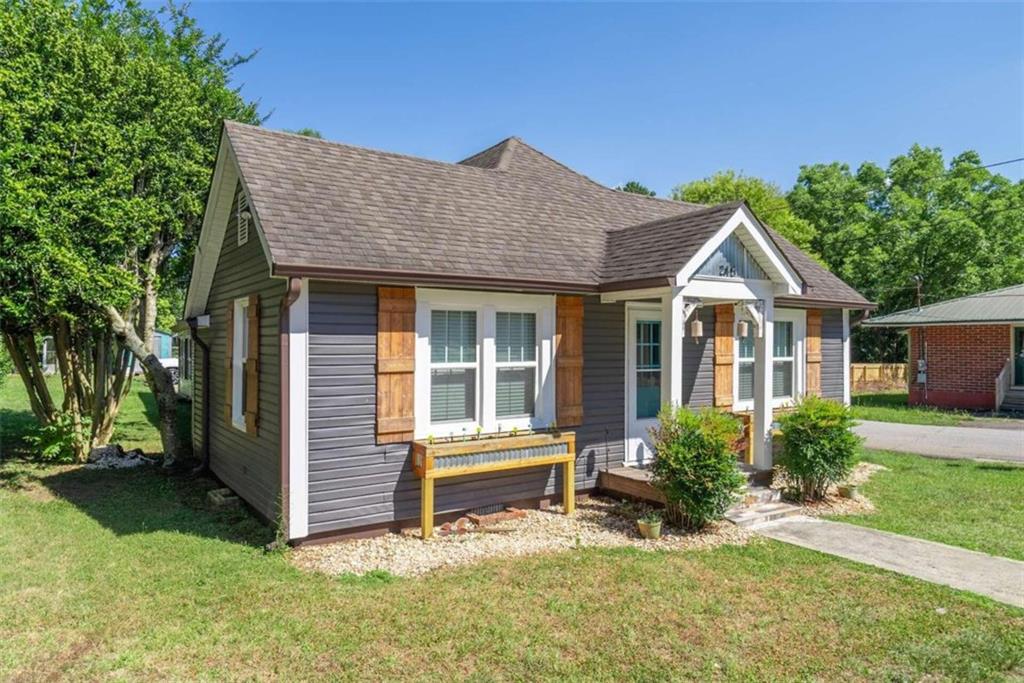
[1014,327,1024,387]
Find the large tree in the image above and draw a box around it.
[790,146,1024,361]
[0,0,259,463]
[617,180,656,197]
[672,171,817,254]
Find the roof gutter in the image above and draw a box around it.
[862,318,1024,328]
[278,277,303,545]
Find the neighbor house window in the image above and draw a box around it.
[415,290,555,437]
[495,312,537,418]
[429,310,477,423]
[232,298,249,429]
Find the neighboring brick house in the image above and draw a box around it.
[863,285,1024,411]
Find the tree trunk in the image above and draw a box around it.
[105,304,180,467]
[53,321,88,462]
[3,331,57,425]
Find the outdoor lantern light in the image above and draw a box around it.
[690,317,703,338]
[737,319,750,337]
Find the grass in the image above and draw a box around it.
[834,450,1024,561]
[850,392,974,426]
[0,374,189,458]
[0,461,1022,680]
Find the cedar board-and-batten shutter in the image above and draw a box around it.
[805,308,823,396]
[376,286,416,444]
[224,302,234,427]
[244,294,260,435]
[713,304,734,409]
[555,295,584,427]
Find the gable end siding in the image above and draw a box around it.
[194,184,283,522]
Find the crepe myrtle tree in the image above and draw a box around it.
[0,0,260,464]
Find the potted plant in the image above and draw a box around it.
[637,511,662,540]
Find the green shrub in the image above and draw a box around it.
[25,413,84,462]
[777,395,861,500]
[650,407,746,531]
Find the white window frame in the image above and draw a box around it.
[427,309,481,429]
[414,289,556,439]
[733,307,806,412]
[494,311,539,420]
[231,297,249,431]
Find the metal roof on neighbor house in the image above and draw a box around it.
[223,121,871,306]
[862,284,1024,326]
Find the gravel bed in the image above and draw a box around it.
[789,462,888,518]
[292,497,752,578]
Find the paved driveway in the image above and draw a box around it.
[854,420,1024,463]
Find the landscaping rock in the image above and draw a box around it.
[292,497,752,578]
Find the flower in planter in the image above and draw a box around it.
[475,425,483,440]
[510,426,519,437]
[427,434,435,445]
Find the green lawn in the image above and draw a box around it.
[0,374,188,458]
[836,450,1024,561]
[0,461,1021,681]
[851,392,974,426]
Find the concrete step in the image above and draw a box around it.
[736,486,782,507]
[725,501,803,528]
[737,464,773,487]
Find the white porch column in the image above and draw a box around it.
[752,297,775,470]
[661,287,684,408]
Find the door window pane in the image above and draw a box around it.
[430,368,476,422]
[635,320,661,418]
[495,367,535,418]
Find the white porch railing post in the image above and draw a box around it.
[662,287,684,409]
[752,298,775,469]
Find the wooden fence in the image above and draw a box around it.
[850,363,907,392]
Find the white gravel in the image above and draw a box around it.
[292,497,751,578]
[790,462,888,518]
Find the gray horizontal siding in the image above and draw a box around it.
[821,309,845,400]
[195,184,283,522]
[681,306,714,407]
[305,286,629,535]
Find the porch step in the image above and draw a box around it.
[1000,389,1024,412]
[725,501,802,528]
[737,485,782,507]
[738,463,773,487]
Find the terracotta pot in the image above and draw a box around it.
[637,520,662,540]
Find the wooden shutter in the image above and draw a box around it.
[224,302,234,426]
[376,286,416,444]
[244,294,260,435]
[713,304,734,409]
[555,295,584,427]
[806,309,822,396]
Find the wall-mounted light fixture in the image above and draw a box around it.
[737,319,750,338]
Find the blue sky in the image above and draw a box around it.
[186,2,1023,195]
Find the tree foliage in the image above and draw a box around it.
[617,180,655,197]
[790,146,1024,360]
[0,0,260,462]
[672,171,817,254]
[286,127,323,139]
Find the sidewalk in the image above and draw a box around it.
[757,516,1024,608]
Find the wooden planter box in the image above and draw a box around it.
[411,431,576,539]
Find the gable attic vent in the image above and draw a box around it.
[237,194,251,246]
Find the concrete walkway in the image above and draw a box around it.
[757,516,1024,608]
[854,420,1024,463]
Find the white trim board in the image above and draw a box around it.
[676,205,803,296]
[288,279,310,541]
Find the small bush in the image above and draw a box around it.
[25,413,83,463]
[777,395,861,500]
[650,407,746,531]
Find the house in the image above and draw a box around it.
[180,122,872,543]
[862,285,1024,412]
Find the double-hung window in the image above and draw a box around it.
[232,298,249,430]
[495,312,537,419]
[429,310,478,424]
[735,308,804,408]
[415,290,555,437]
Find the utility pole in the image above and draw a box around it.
[912,275,923,310]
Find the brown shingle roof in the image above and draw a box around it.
[225,121,871,307]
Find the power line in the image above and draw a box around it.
[982,157,1024,169]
